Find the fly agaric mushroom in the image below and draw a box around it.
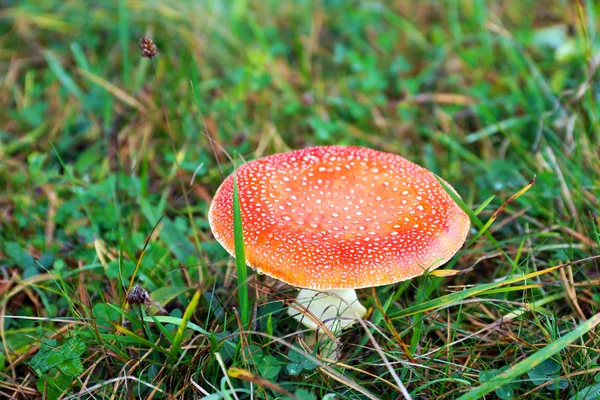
[208,146,469,335]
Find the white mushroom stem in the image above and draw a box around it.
[288,289,367,359]
[288,289,367,332]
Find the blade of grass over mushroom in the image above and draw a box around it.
[232,173,250,329]
[457,312,600,400]
[168,288,201,364]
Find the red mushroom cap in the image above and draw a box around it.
[208,146,470,290]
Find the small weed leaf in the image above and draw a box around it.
[527,359,564,389]
[258,355,281,379]
[538,359,561,375]
[286,348,318,375]
[4,241,39,277]
[32,350,63,372]
[478,370,498,383]
[286,362,304,376]
[215,334,236,363]
[57,357,84,377]
[30,340,58,372]
[4,241,35,269]
[61,337,86,360]
[495,386,514,400]
[288,348,318,370]
[30,337,86,377]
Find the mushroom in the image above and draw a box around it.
[208,146,469,351]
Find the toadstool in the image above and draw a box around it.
[208,146,469,342]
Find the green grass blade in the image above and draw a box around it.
[457,312,600,400]
[232,173,250,328]
[473,195,495,215]
[169,289,201,363]
[112,324,171,356]
[144,316,209,335]
[149,315,175,344]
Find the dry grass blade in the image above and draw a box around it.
[168,289,201,363]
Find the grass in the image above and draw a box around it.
[1,0,600,398]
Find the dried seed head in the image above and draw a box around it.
[127,285,151,306]
[140,37,158,58]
